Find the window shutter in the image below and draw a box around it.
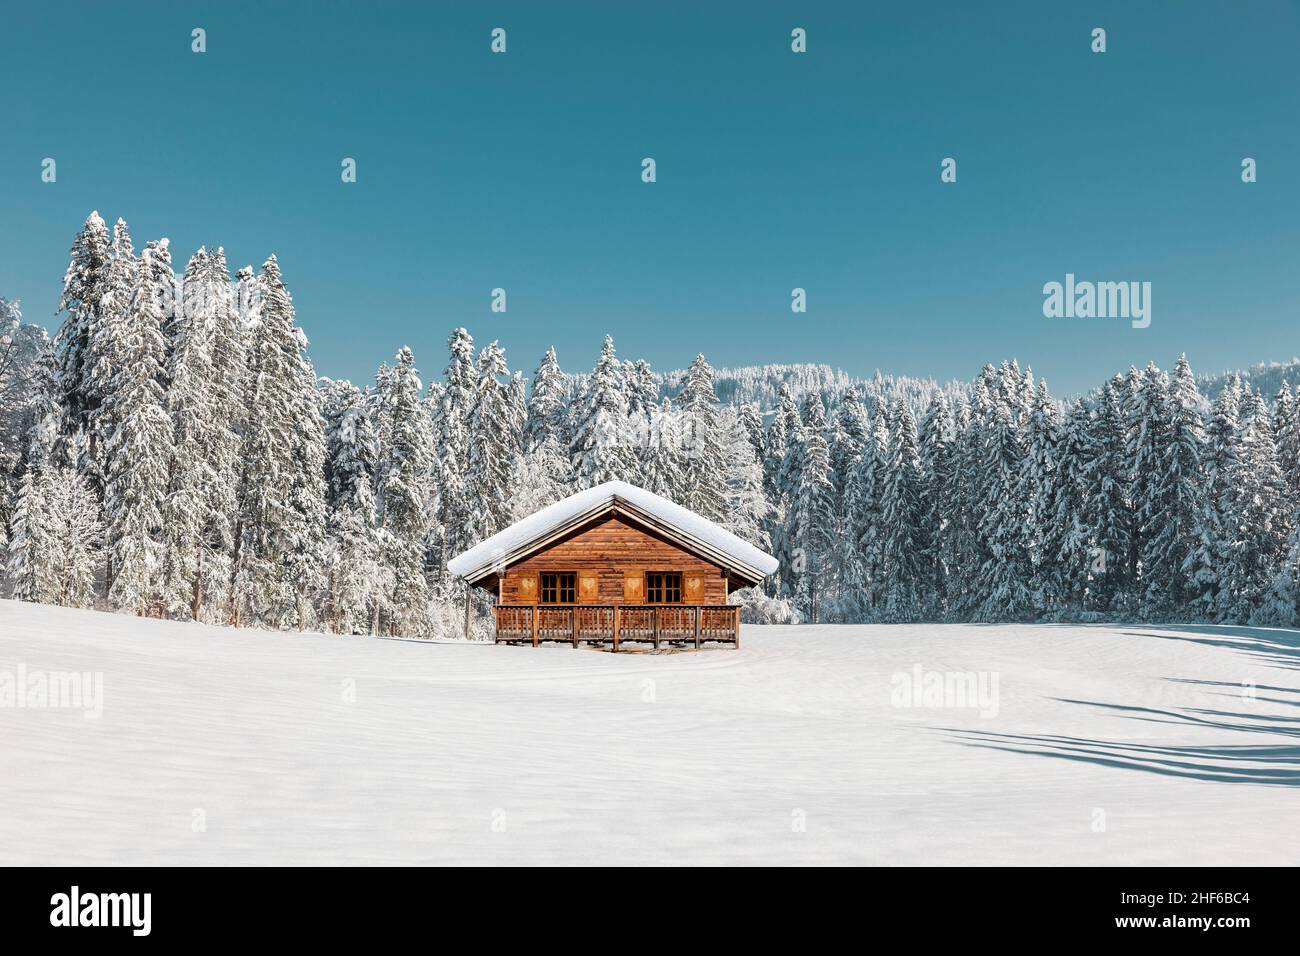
[515,572,538,604]
[623,571,644,604]
[684,573,704,604]
[578,570,600,604]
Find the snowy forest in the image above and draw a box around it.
[2,211,1300,637]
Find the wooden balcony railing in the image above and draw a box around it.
[493,604,742,650]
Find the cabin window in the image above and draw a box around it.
[540,572,576,604]
[646,572,683,604]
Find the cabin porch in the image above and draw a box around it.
[493,604,742,650]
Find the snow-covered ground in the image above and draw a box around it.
[2,599,1297,865]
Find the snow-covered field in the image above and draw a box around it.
[2,599,1297,865]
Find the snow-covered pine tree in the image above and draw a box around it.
[917,392,956,618]
[5,465,60,603]
[376,347,436,635]
[846,404,891,618]
[143,239,179,374]
[230,256,327,629]
[973,376,1034,622]
[101,243,173,614]
[6,460,103,608]
[1220,388,1290,622]
[718,404,771,548]
[570,335,634,489]
[433,328,475,567]
[1081,379,1132,613]
[1272,384,1300,497]
[53,213,112,469]
[1186,375,1241,619]
[1126,362,1174,612]
[466,340,521,540]
[160,247,245,621]
[641,397,681,500]
[770,385,806,601]
[86,219,138,488]
[677,354,727,520]
[879,399,925,622]
[525,346,567,452]
[1138,355,1206,616]
[321,379,389,633]
[1050,400,1096,613]
[788,395,834,621]
[1018,378,1061,616]
[738,400,767,467]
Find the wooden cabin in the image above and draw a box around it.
[447,481,779,650]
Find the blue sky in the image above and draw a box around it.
[1,1,1297,395]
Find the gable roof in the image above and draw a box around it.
[446,480,779,587]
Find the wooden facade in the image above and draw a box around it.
[449,482,777,651]
[488,513,740,649]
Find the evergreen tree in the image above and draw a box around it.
[918,393,956,617]
[719,404,771,548]
[53,212,111,445]
[677,354,727,519]
[1141,355,1205,615]
[466,340,521,540]
[1081,380,1132,613]
[161,247,245,621]
[879,399,925,621]
[570,335,634,488]
[1186,377,1241,618]
[321,379,388,634]
[376,348,435,635]
[232,257,328,629]
[102,243,173,614]
[974,383,1034,622]
[1220,389,1289,621]
[525,346,567,452]
[788,396,834,620]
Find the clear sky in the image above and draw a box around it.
[1,1,1297,395]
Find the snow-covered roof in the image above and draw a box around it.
[447,480,779,585]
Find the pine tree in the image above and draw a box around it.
[433,328,476,567]
[231,256,328,629]
[570,335,634,489]
[719,404,771,548]
[1050,401,1095,613]
[642,397,682,499]
[847,405,891,617]
[376,348,435,635]
[1140,355,1205,615]
[918,393,956,617]
[321,379,388,634]
[788,396,834,620]
[1186,377,1241,619]
[53,212,111,445]
[880,399,925,621]
[102,243,173,614]
[1081,380,1132,613]
[466,340,521,540]
[161,247,245,621]
[677,354,727,519]
[6,462,103,608]
[5,465,60,603]
[525,346,567,452]
[974,381,1034,622]
[1220,389,1289,621]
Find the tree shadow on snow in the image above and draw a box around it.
[1116,624,1300,673]
[942,687,1300,786]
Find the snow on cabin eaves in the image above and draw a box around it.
[446,480,780,583]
